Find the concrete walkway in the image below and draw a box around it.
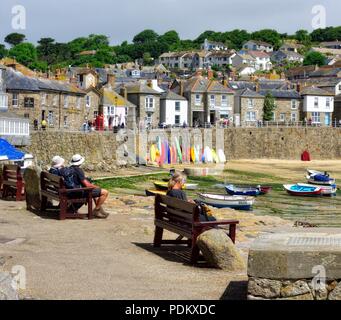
[0,199,247,300]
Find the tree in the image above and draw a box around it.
[303,51,326,66]
[143,52,153,65]
[0,44,7,59]
[295,30,311,45]
[133,29,158,44]
[263,92,276,121]
[37,37,57,65]
[9,43,37,66]
[222,29,251,49]
[4,33,26,46]
[251,29,282,49]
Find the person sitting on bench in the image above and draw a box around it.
[49,156,65,176]
[167,172,215,221]
[70,154,109,219]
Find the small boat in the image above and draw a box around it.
[307,169,325,176]
[306,174,336,186]
[297,183,337,196]
[225,184,260,196]
[145,189,167,197]
[153,181,198,190]
[197,193,255,210]
[283,184,322,196]
[258,186,272,195]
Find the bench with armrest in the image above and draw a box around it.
[1,164,25,201]
[153,194,239,264]
[40,171,94,220]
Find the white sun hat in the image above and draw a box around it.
[70,154,85,166]
[51,156,65,168]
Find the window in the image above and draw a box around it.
[175,101,180,111]
[12,93,18,107]
[195,94,201,105]
[24,113,29,119]
[326,98,330,109]
[291,100,297,109]
[145,96,154,110]
[41,93,47,105]
[314,97,319,108]
[47,111,54,125]
[94,111,98,118]
[63,116,68,127]
[175,115,180,125]
[53,95,58,106]
[247,98,254,108]
[77,97,81,109]
[291,112,297,122]
[86,96,91,108]
[64,95,69,108]
[24,97,34,108]
[246,111,256,121]
[312,112,320,123]
[271,112,275,121]
[210,95,215,107]
[0,94,8,110]
[222,95,228,107]
[280,113,285,121]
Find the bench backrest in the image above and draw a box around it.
[40,171,65,196]
[155,194,201,227]
[2,164,22,182]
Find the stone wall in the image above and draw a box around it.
[23,127,341,172]
[25,131,119,172]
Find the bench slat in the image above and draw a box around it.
[155,219,192,238]
[156,194,196,213]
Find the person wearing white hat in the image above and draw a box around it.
[70,154,109,219]
[49,156,65,176]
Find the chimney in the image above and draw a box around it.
[107,73,116,88]
[296,83,301,93]
[120,84,127,100]
[222,75,228,87]
[207,69,214,80]
[69,75,78,86]
[255,80,260,92]
[147,79,153,88]
[179,80,184,96]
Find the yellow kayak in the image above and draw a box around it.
[154,181,198,190]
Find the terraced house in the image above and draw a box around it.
[171,76,234,126]
[4,67,86,130]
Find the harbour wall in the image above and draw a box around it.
[24,127,341,170]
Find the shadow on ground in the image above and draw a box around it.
[133,242,213,268]
[220,281,248,300]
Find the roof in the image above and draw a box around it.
[228,81,255,91]
[310,67,341,78]
[5,68,84,94]
[102,88,136,108]
[207,51,235,58]
[311,47,341,56]
[248,50,270,58]
[160,90,187,101]
[300,86,335,96]
[320,41,341,47]
[183,76,234,93]
[259,89,301,99]
[238,88,264,98]
[285,65,317,78]
[258,79,289,90]
[245,40,273,47]
[125,83,161,95]
[272,50,303,59]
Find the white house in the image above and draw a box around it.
[243,40,274,53]
[201,39,228,51]
[248,51,272,71]
[160,91,188,126]
[205,51,235,68]
[300,87,334,126]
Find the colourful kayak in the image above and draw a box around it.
[145,189,167,197]
[154,181,198,190]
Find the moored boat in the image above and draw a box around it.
[258,186,272,195]
[197,193,255,210]
[153,181,198,190]
[283,184,322,196]
[145,189,167,197]
[297,183,337,196]
[306,174,336,185]
[225,184,260,196]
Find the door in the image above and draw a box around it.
[325,113,331,126]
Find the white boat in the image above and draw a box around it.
[306,175,336,186]
[297,183,337,196]
[307,169,324,176]
[197,193,255,210]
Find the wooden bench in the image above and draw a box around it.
[1,164,25,201]
[40,171,95,220]
[154,194,239,265]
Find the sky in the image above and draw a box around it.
[0,0,340,45]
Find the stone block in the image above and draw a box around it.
[248,277,281,298]
[196,229,246,271]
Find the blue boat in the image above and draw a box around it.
[284,184,322,196]
[225,184,260,196]
[0,138,34,168]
